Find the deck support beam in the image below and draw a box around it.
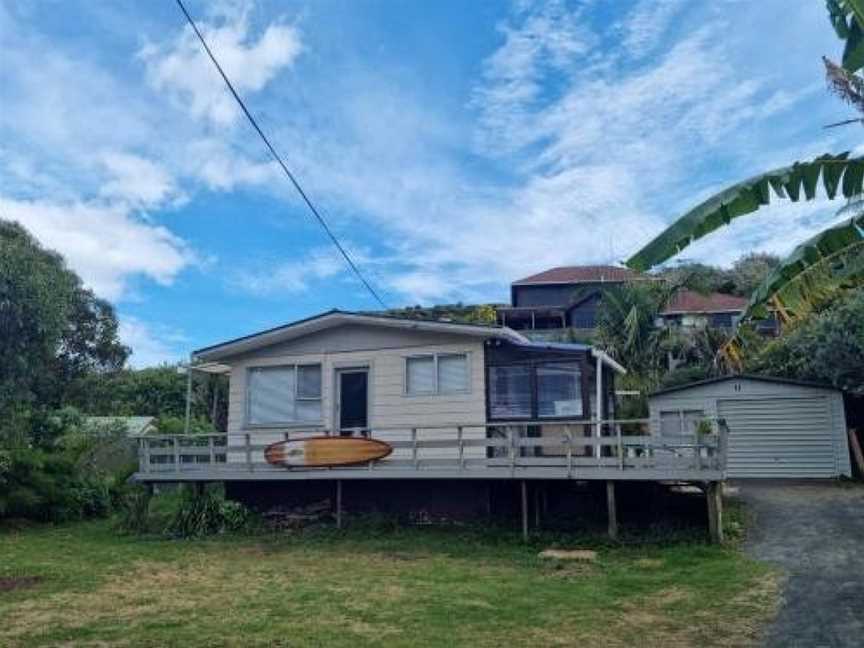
[534,484,541,529]
[606,480,618,540]
[183,367,192,435]
[336,480,343,529]
[706,481,723,544]
[521,480,528,542]
[594,354,603,459]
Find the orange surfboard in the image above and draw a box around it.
[264,436,392,468]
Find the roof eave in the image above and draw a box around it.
[192,311,526,363]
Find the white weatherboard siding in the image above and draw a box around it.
[223,324,488,464]
[649,377,851,479]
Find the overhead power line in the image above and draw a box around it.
[174,0,388,309]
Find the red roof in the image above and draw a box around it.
[661,290,748,315]
[513,265,643,285]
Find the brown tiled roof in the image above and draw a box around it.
[661,290,748,315]
[512,265,643,285]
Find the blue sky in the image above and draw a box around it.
[0,0,857,366]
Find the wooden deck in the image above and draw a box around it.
[133,419,728,483]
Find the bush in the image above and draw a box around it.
[116,485,153,534]
[0,449,113,522]
[156,416,217,436]
[166,487,255,538]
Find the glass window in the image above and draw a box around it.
[489,365,532,418]
[297,364,322,398]
[247,365,322,425]
[438,354,468,393]
[537,362,582,418]
[659,409,705,435]
[406,356,436,394]
[406,354,468,395]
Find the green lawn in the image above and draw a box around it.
[0,519,776,647]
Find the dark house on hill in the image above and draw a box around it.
[657,290,749,330]
[496,265,647,333]
[495,265,770,338]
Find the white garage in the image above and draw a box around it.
[649,375,852,479]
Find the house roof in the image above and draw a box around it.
[650,374,840,397]
[512,265,643,285]
[85,416,156,436]
[191,309,529,366]
[660,290,748,315]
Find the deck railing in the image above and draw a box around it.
[135,418,728,482]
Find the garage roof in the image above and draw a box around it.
[650,374,840,397]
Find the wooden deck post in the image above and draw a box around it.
[534,484,541,529]
[594,354,603,459]
[606,480,618,540]
[706,481,723,543]
[521,480,529,542]
[183,367,192,435]
[336,480,343,529]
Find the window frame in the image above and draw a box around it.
[245,363,323,428]
[404,352,471,397]
[485,358,591,422]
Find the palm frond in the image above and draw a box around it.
[720,212,864,367]
[626,153,864,271]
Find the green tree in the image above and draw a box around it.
[0,220,77,406]
[595,282,677,397]
[0,220,129,412]
[747,290,864,392]
[727,253,781,297]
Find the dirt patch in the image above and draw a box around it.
[634,558,665,570]
[539,549,598,562]
[0,576,43,592]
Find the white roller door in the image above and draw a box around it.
[718,396,839,478]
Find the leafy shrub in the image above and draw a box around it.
[156,416,217,436]
[116,485,153,534]
[0,449,113,522]
[166,487,255,538]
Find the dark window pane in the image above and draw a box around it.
[297,365,322,398]
[537,362,582,418]
[489,365,532,418]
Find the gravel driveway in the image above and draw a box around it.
[733,480,864,648]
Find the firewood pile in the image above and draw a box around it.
[263,499,333,529]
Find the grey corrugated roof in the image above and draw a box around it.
[650,374,840,397]
[85,416,157,436]
[193,309,527,361]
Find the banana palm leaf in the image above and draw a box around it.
[743,211,864,322]
[720,212,864,367]
[828,0,864,73]
[626,153,864,271]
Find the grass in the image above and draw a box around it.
[0,509,777,648]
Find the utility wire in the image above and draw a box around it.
[174,0,388,309]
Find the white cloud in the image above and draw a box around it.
[673,196,844,268]
[617,0,688,59]
[119,316,187,368]
[229,247,347,296]
[139,5,302,126]
[99,152,183,209]
[0,197,197,301]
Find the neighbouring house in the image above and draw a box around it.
[81,416,157,472]
[656,290,748,330]
[133,309,731,541]
[85,416,157,437]
[496,265,647,335]
[649,375,852,479]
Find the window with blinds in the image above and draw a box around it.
[488,365,532,418]
[405,353,469,395]
[247,364,322,425]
